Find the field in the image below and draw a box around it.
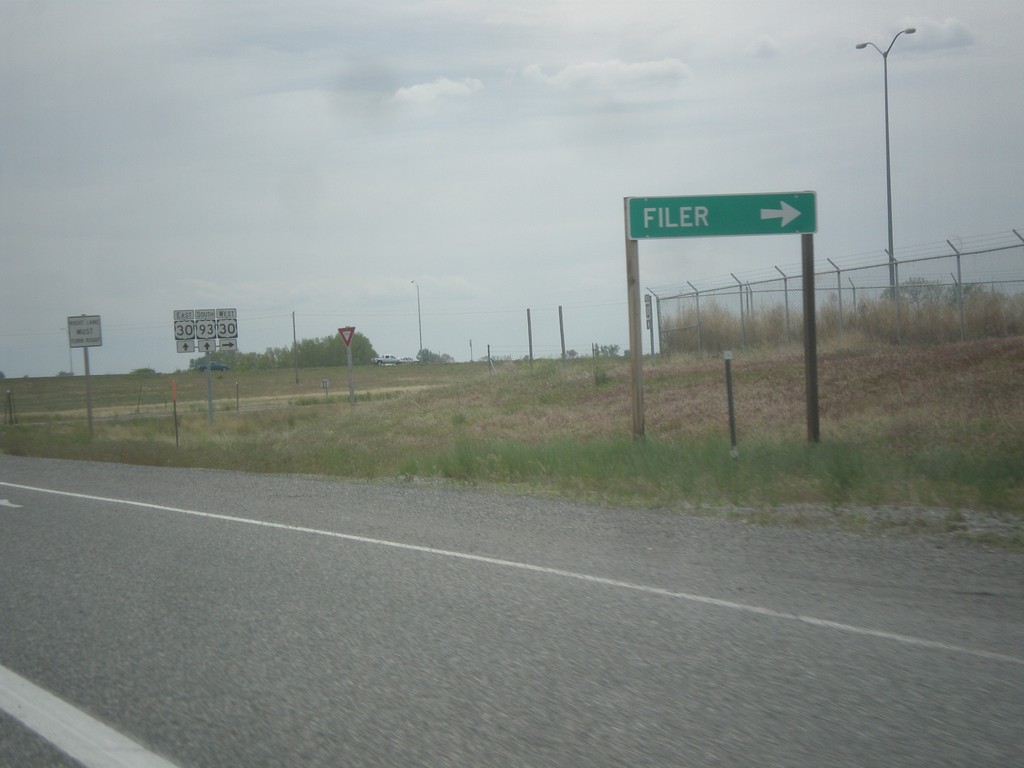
[2,338,1023,547]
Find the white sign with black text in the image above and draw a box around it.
[173,307,239,352]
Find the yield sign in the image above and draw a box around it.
[338,326,356,347]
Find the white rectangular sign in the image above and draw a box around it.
[216,308,238,340]
[173,309,195,341]
[195,308,217,340]
[67,315,102,348]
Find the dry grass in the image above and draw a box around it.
[3,340,1023,546]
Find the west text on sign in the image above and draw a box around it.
[216,308,238,340]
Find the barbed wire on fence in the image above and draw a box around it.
[650,229,1024,353]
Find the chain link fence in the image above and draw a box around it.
[653,230,1024,353]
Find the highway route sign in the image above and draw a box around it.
[174,307,239,352]
[173,310,195,341]
[217,308,238,339]
[195,309,217,340]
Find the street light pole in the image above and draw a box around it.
[411,280,422,358]
[61,327,73,374]
[857,27,915,288]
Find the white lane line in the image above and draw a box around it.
[0,664,183,768]
[4,480,1023,667]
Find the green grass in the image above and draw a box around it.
[2,342,1023,547]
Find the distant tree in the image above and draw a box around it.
[417,348,452,364]
[276,332,377,368]
[0,371,5,379]
[349,332,377,365]
[187,332,379,371]
[129,367,157,376]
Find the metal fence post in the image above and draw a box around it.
[775,266,791,343]
[828,258,843,336]
[947,240,965,341]
[652,230,1021,355]
[732,274,746,347]
[687,281,702,353]
[893,254,902,346]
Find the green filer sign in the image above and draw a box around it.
[628,192,817,239]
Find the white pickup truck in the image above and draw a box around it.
[371,354,399,366]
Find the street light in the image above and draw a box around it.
[411,280,422,358]
[857,27,915,288]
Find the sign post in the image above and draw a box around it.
[624,224,644,437]
[624,191,819,441]
[173,307,239,425]
[172,380,179,447]
[338,327,356,409]
[67,315,102,436]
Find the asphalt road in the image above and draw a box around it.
[1,455,1021,767]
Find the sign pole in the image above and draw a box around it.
[624,191,818,442]
[338,327,357,410]
[174,308,237,427]
[346,346,355,410]
[724,351,738,458]
[172,381,179,447]
[802,233,820,442]
[206,364,214,426]
[67,314,101,435]
[83,346,93,436]
[625,198,645,439]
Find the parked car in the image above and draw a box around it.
[198,361,230,371]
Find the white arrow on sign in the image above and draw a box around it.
[760,201,801,227]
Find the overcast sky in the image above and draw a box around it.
[2,0,1021,376]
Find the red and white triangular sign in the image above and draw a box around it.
[338,326,355,347]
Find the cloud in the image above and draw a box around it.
[523,58,691,91]
[389,76,483,104]
[913,17,975,50]
[748,36,782,60]
[2,1,1022,376]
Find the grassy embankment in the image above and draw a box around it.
[2,339,1022,545]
